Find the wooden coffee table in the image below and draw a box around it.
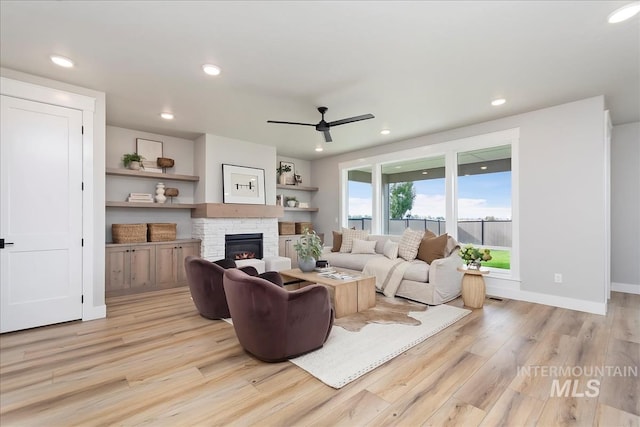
[280,268,376,318]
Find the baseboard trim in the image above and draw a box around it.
[486,283,607,315]
[83,304,107,321]
[611,282,640,295]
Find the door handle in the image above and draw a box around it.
[0,239,15,249]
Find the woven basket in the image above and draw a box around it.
[156,157,175,168]
[278,222,295,235]
[148,223,177,242]
[295,222,313,234]
[112,224,147,244]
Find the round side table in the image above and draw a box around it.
[457,267,489,308]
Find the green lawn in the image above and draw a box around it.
[480,249,511,269]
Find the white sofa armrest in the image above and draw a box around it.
[428,249,464,301]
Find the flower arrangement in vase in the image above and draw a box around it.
[459,244,492,269]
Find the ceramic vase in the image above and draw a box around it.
[129,161,141,170]
[298,257,316,273]
[155,182,167,204]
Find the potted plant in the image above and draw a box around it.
[459,244,492,269]
[294,228,323,272]
[122,153,145,170]
[276,164,292,185]
[285,196,298,207]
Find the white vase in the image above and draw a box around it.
[278,174,286,185]
[129,161,141,170]
[155,182,166,204]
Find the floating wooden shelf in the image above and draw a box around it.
[284,207,319,212]
[106,168,199,182]
[106,201,196,209]
[276,184,318,192]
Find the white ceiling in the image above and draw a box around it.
[1,1,638,160]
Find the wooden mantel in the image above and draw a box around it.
[191,203,284,218]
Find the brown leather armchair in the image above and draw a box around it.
[223,268,334,362]
[184,256,283,319]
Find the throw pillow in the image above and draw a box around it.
[383,239,399,259]
[416,233,449,264]
[416,230,436,259]
[339,228,369,253]
[351,238,377,254]
[331,230,342,252]
[397,228,425,261]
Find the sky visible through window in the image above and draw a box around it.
[349,171,511,220]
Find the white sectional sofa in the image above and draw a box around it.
[320,234,464,305]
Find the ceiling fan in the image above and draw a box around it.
[267,106,374,142]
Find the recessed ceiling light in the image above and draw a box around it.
[394,166,402,169]
[480,166,488,170]
[380,129,391,135]
[50,55,74,68]
[608,2,640,23]
[315,147,323,152]
[160,112,174,120]
[491,98,506,106]
[421,171,428,175]
[202,64,221,76]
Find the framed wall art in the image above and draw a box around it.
[279,161,295,185]
[136,138,163,173]
[222,164,266,205]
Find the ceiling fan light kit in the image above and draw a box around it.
[268,106,374,143]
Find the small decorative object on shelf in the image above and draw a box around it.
[276,163,292,185]
[155,182,167,204]
[459,244,492,269]
[285,196,298,207]
[276,194,283,206]
[294,174,302,185]
[122,153,145,170]
[164,187,179,203]
[157,157,175,173]
[294,228,323,272]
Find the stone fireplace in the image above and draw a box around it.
[192,217,278,261]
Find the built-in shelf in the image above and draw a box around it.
[284,207,319,212]
[106,201,196,209]
[276,184,318,192]
[106,168,199,182]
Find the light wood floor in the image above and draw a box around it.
[1,288,638,426]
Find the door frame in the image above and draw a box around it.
[1,77,104,322]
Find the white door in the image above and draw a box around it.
[1,95,83,333]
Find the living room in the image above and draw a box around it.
[1,1,638,425]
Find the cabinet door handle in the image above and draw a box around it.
[0,239,15,249]
[132,249,136,252]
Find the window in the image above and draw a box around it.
[347,167,372,232]
[381,156,446,235]
[339,128,518,277]
[457,146,512,270]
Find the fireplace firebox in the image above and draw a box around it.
[225,233,263,260]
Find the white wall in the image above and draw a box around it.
[105,126,196,241]
[312,96,608,312]
[1,67,107,315]
[611,121,640,293]
[195,134,277,204]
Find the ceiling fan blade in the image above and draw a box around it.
[323,130,333,143]
[328,113,374,127]
[267,120,316,127]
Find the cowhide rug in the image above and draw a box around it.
[334,294,428,332]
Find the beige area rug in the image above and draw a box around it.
[291,303,471,389]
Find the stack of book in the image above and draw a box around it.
[127,193,154,203]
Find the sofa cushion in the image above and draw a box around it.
[352,238,377,254]
[322,252,383,271]
[398,228,425,261]
[404,259,430,282]
[367,235,398,254]
[339,228,369,253]
[383,239,399,259]
[331,230,342,252]
[417,233,448,264]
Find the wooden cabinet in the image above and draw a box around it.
[155,241,200,287]
[105,239,200,297]
[105,245,156,293]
